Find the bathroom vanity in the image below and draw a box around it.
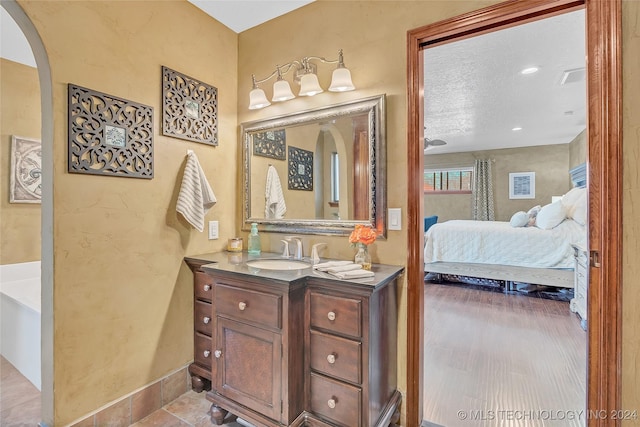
[184,252,403,427]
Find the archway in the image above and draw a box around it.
[1,1,54,424]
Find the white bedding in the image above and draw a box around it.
[424,219,587,270]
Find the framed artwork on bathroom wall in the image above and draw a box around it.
[288,146,313,191]
[9,136,42,203]
[162,66,218,146]
[252,129,286,160]
[67,83,154,179]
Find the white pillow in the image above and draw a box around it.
[562,187,587,218]
[510,211,529,227]
[527,205,542,218]
[572,191,588,225]
[536,200,567,229]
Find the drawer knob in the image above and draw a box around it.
[203,284,211,291]
[327,354,336,364]
[214,350,222,358]
[203,350,211,358]
[203,316,211,324]
[327,398,337,409]
[238,302,247,311]
[327,311,336,321]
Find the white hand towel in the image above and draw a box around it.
[313,261,353,271]
[327,263,363,274]
[265,165,286,219]
[330,269,376,280]
[176,151,216,232]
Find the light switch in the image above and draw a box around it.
[388,208,401,231]
[208,221,219,240]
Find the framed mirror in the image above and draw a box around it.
[242,94,386,236]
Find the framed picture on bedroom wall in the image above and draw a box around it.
[509,172,535,199]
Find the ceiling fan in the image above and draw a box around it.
[424,137,447,148]
[424,127,447,149]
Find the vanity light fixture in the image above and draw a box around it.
[248,49,355,110]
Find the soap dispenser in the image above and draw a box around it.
[248,223,261,255]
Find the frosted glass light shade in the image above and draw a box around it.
[249,88,270,110]
[329,67,355,92]
[298,73,323,97]
[272,80,295,102]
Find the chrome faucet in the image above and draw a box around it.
[284,236,303,260]
[280,240,290,258]
[311,243,327,264]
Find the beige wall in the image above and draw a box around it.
[569,128,587,171]
[424,144,572,222]
[13,0,640,424]
[0,58,41,264]
[18,1,238,424]
[622,0,640,417]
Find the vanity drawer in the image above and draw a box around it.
[310,372,361,427]
[215,284,282,330]
[310,330,361,384]
[194,300,213,336]
[194,332,212,369]
[310,292,361,338]
[194,271,214,302]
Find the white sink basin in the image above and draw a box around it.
[246,258,312,271]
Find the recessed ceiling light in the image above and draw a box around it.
[512,127,523,131]
[520,67,539,75]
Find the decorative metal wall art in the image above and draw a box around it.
[162,66,218,146]
[68,84,154,179]
[288,146,313,191]
[253,129,286,160]
[10,136,42,203]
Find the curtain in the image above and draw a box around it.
[472,159,495,221]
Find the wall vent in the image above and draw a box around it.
[560,67,586,85]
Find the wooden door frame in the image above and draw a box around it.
[406,0,622,425]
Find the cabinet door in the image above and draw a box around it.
[215,317,282,421]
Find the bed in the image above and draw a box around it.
[424,186,588,289]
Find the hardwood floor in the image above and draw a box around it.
[1,356,41,427]
[423,283,586,427]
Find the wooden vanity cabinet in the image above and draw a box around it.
[186,254,402,427]
[206,272,306,427]
[188,264,215,393]
[302,278,400,427]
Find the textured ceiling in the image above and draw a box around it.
[424,9,586,154]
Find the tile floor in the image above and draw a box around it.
[130,391,244,427]
[0,356,243,427]
[1,356,41,427]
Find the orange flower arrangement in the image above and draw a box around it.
[349,224,379,246]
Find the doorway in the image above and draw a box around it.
[406,0,622,425]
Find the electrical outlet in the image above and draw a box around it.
[208,221,219,240]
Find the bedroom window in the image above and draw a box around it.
[424,168,473,193]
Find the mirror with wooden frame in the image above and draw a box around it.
[241,94,386,236]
